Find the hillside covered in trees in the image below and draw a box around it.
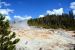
[27,10,75,30]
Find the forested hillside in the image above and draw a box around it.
[27,10,75,30]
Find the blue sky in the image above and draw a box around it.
[0,0,75,20]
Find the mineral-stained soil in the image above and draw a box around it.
[10,21,75,50]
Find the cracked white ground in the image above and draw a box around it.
[10,20,75,50]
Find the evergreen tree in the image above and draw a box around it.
[69,10,74,19]
[0,14,20,50]
[28,11,75,30]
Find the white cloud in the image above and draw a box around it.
[47,10,55,15]
[47,8,64,15]
[25,16,32,19]
[14,16,24,20]
[0,9,14,15]
[73,10,75,15]
[0,2,10,8]
[39,15,44,18]
[0,1,13,21]
[14,15,32,20]
[70,2,75,9]
[3,16,11,21]
[0,9,13,21]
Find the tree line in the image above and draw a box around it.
[27,10,75,30]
